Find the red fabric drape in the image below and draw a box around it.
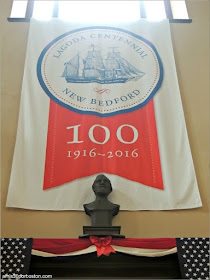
[32,238,176,255]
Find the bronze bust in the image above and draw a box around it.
[84,174,120,227]
[80,174,124,238]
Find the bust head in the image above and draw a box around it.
[92,174,112,197]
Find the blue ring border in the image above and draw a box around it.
[37,26,164,117]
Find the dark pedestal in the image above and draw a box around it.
[79,226,125,238]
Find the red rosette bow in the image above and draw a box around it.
[89,236,116,257]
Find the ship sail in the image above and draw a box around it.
[62,45,145,84]
[83,47,105,79]
[105,51,145,80]
[62,54,79,78]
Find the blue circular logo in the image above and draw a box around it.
[37,26,163,117]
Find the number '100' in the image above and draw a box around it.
[67,124,138,144]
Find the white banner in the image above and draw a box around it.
[6,19,202,210]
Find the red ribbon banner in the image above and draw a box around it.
[43,99,163,190]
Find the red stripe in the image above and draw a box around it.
[111,238,177,249]
[32,239,92,254]
[32,238,176,255]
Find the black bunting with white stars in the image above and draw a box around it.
[1,238,33,278]
[176,238,210,279]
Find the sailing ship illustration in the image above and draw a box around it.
[62,45,145,84]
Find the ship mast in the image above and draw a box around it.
[109,47,118,53]
[91,44,95,52]
[108,47,120,78]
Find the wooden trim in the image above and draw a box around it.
[52,1,59,18]
[8,18,31,22]
[164,0,173,19]
[25,0,34,18]
[7,18,192,23]
[169,19,192,23]
[140,1,146,18]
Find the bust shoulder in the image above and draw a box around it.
[111,203,120,216]
[83,202,95,215]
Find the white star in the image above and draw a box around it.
[1,246,3,249]
[12,242,15,245]
[196,268,200,271]
[2,260,6,263]
[6,255,11,258]
[2,238,5,241]
[22,255,25,258]
[204,245,207,249]
[6,264,9,267]
[0,255,2,259]
[189,268,192,272]
[190,254,194,258]
[8,246,11,249]
[193,273,197,276]
[193,250,197,253]
[184,241,188,244]
[23,246,26,249]
[16,238,20,241]
[192,263,196,267]
[10,259,13,263]
[189,246,193,249]
[186,250,189,253]
[3,251,7,254]
[192,241,195,244]
[15,246,19,249]
[9,268,13,272]
[24,238,27,241]
[201,272,205,276]
[13,264,17,267]
[194,259,198,262]
[187,259,191,262]
[9,238,12,241]
[195,238,198,240]
[198,254,202,257]
[208,263,210,266]
[14,255,18,258]
[204,267,208,271]
[202,258,206,262]
[184,264,188,267]
[17,259,21,263]
[182,245,185,249]
[18,250,22,254]
[198,278,202,280]
[183,254,187,258]
[21,264,24,268]
[16,268,20,272]
[19,242,23,245]
[186,273,189,277]
[196,246,200,249]
[199,263,203,266]
[4,242,8,245]
[201,250,204,253]
[205,278,209,280]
